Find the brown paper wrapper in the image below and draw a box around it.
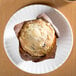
[14,19,57,62]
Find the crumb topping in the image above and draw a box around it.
[19,19,55,56]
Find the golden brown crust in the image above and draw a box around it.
[19,19,55,56]
[19,36,56,62]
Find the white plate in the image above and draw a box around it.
[3,4,73,74]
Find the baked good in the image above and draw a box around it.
[14,14,58,62]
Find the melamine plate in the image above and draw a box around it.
[3,4,73,74]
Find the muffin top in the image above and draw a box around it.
[19,19,55,56]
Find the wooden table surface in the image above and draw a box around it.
[0,0,76,76]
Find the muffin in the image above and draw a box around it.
[14,14,58,62]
